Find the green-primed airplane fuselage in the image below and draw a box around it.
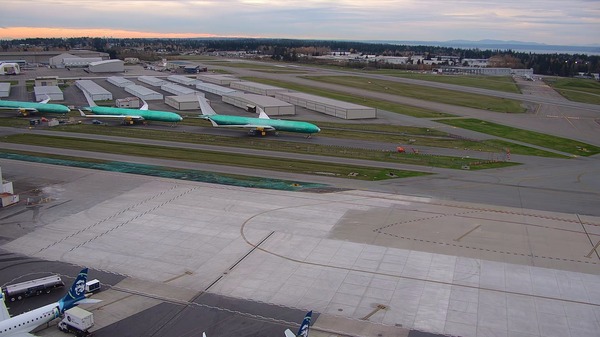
[209,115,321,134]
[89,106,183,123]
[0,100,70,114]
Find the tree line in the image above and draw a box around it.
[1,37,598,77]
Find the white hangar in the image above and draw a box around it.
[88,59,125,73]
[165,93,205,111]
[222,92,295,116]
[161,83,198,96]
[230,81,290,97]
[274,91,376,119]
[125,84,163,101]
[138,76,168,87]
[107,76,135,88]
[76,80,113,102]
[0,83,10,98]
[34,86,63,101]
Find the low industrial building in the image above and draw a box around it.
[34,86,63,101]
[0,83,10,97]
[125,84,163,101]
[88,59,125,73]
[167,75,198,86]
[274,91,376,119]
[195,82,239,96]
[165,93,205,111]
[230,81,290,96]
[116,97,140,108]
[76,80,113,102]
[35,76,59,87]
[196,74,240,85]
[107,76,135,88]
[0,166,19,207]
[161,83,198,96]
[223,92,295,116]
[438,66,512,76]
[138,76,168,87]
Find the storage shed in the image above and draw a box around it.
[223,92,295,116]
[125,84,163,101]
[107,76,134,88]
[195,82,238,96]
[138,76,168,87]
[76,80,113,101]
[161,83,198,96]
[0,83,10,98]
[230,81,290,96]
[196,74,240,85]
[165,93,205,111]
[274,91,376,119]
[167,75,198,86]
[34,86,63,101]
[89,59,125,73]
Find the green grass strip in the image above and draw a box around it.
[437,118,600,156]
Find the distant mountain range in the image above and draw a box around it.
[367,39,600,55]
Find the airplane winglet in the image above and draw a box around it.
[197,96,217,116]
[140,99,149,111]
[258,107,270,119]
[40,94,51,104]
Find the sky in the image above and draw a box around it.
[0,0,599,46]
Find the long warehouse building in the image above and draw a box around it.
[76,80,113,101]
[274,91,376,119]
[230,81,290,97]
[223,92,295,116]
[125,84,163,101]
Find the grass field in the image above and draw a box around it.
[0,116,561,158]
[0,123,520,170]
[0,134,430,181]
[543,77,600,105]
[367,71,522,94]
[302,76,526,113]
[437,118,600,156]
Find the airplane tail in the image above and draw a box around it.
[58,268,90,313]
[197,96,217,116]
[284,310,312,337]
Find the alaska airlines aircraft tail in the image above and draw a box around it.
[198,97,217,116]
[58,268,92,312]
[284,310,312,337]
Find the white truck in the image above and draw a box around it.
[58,307,94,337]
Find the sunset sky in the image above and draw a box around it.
[1,0,598,46]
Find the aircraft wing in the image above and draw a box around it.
[214,123,277,132]
[0,293,10,321]
[0,107,39,113]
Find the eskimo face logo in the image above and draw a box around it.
[74,280,86,296]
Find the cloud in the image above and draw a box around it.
[0,0,598,45]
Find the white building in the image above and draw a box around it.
[76,80,113,101]
[230,81,290,96]
[62,57,103,68]
[275,91,376,119]
[34,86,63,101]
[0,62,20,75]
[138,76,168,87]
[107,76,135,88]
[125,84,163,101]
[161,83,198,96]
[223,92,295,116]
[195,82,239,96]
[196,74,240,85]
[165,93,205,111]
[88,59,125,73]
[0,82,10,98]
